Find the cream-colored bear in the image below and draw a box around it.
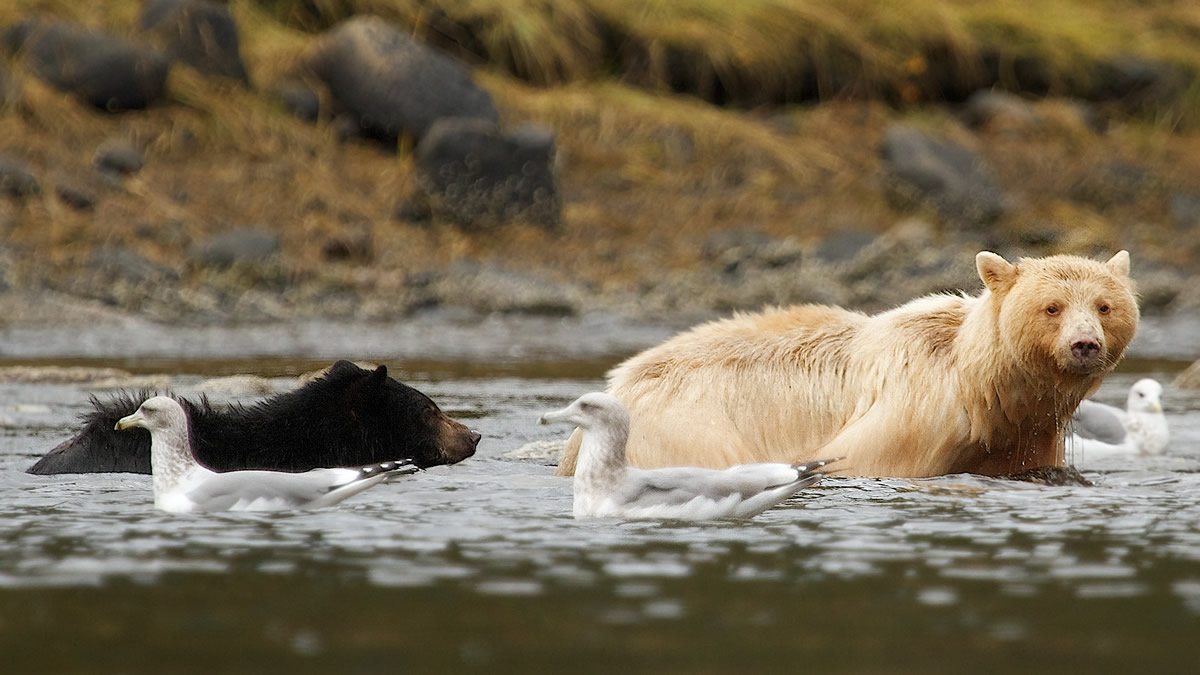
[556,251,1138,478]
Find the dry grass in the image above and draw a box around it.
[0,0,1198,313]
[237,0,1200,120]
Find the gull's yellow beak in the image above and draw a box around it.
[115,411,145,431]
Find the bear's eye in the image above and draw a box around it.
[1098,303,1110,314]
[1045,305,1060,316]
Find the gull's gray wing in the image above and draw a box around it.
[179,468,370,511]
[616,464,802,509]
[1072,399,1127,444]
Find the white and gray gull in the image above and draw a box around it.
[539,392,840,520]
[116,396,420,513]
[1069,378,1169,459]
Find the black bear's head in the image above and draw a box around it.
[320,360,481,468]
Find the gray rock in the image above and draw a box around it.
[1168,191,1200,230]
[192,374,278,396]
[88,246,178,284]
[701,228,801,274]
[2,18,169,111]
[301,16,498,145]
[503,439,566,464]
[0,156,38,198]
[880,124,1007,228]
[187,226,281,268]
[1089,55,1187,115]
[427,262,578,315]
[701,228,771,260]
[139,0,250,84]
[814,228,877,263]
[414,119,561,229]
[94,140,144,175]
[962,89,1038,131]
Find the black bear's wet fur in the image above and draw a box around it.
[27,360,480,474]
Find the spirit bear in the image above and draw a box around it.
[556,251,1138,477]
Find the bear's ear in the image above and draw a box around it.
[1105,250,1130,277]
[369,365,388,385]
[976,251,1018,294]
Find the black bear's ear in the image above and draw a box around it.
[369,365,388,387]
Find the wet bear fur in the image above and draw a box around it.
[27,360,480,474]
[555,251,1139,478]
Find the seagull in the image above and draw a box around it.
[1069,378,1169,459]
[539,392,840,520]
[116,396,420,513]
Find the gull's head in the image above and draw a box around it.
[115,396,187,434]
[539,392,629,431]
[1127,378,1164,414]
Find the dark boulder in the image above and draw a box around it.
[300,15,499,145]
[2,18,169,111]
[1088,55,1187,116]
[0,156,39,198]
[54,180,97,211]
[413,119,561,229]
[880,124,1007,228]
[27,360,482,474]
[139,0,250,84]
[272,80,321,123]
[94,140,145,175]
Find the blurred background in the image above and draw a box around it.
[1,0,1198,324]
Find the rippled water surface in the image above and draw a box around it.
[1,318,1198,673]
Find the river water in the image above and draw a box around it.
[0,315,1198,673]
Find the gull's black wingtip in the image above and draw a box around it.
[792,457,844,474]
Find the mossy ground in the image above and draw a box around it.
[1,1,1198,321]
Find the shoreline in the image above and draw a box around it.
[2,289,1197,364]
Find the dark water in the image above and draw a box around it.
[1,317,1198,673]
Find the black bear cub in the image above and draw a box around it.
[27,360,481,474]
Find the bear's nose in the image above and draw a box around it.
[469,430,482,447]
[1071,339,1100,361]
